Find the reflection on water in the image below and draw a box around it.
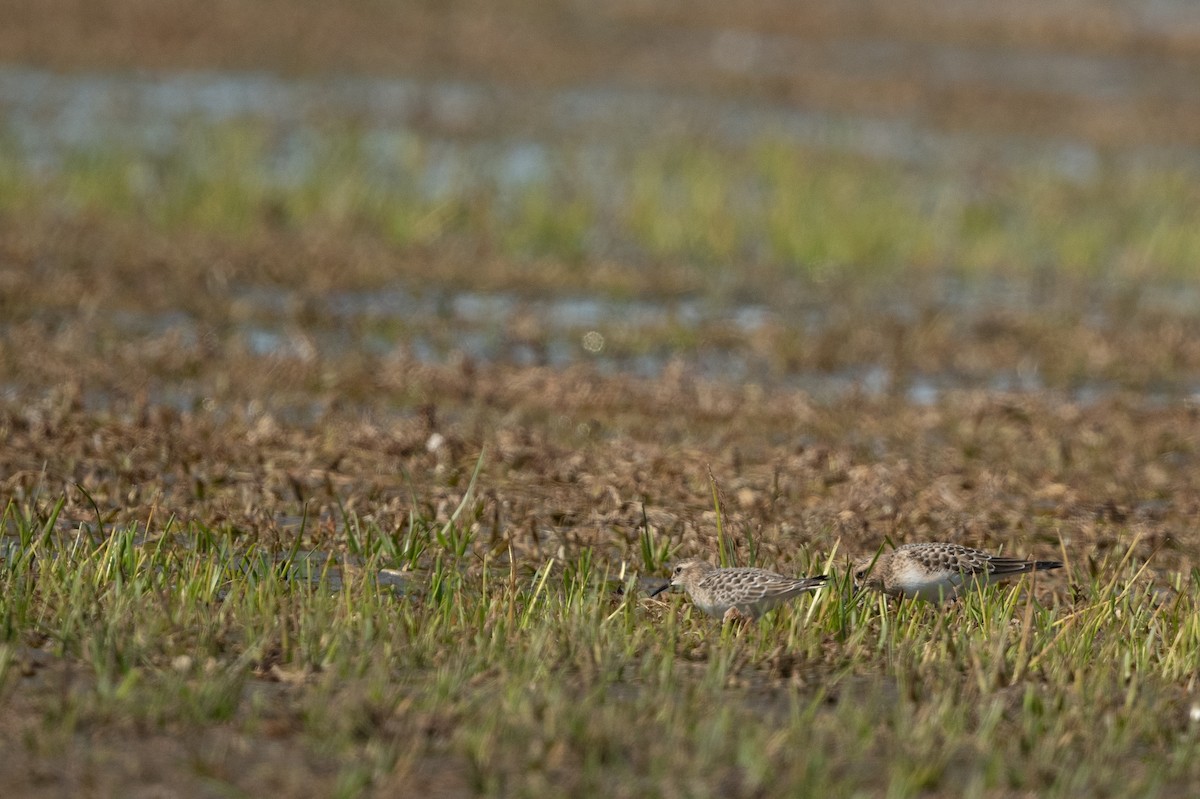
[4,64,1194,189]
[5,64,1200,411]
[87,279,1200,413]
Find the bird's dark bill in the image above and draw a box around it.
[649,582,671,598]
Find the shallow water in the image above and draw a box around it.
[2,64,1195,190]
[7,62,1200,411]
[88,280,1200,416]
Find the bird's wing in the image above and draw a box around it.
[978,556,1034,576]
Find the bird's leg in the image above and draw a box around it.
[722,607,753,626]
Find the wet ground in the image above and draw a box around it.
[4,2,1200,796]
[6,0,1200,152]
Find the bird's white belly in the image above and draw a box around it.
[894,566,968,602]
[695,598,732,617]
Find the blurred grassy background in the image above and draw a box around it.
[1,0,1198,296]
[4,126,1199,286]
[4,0,1200,149]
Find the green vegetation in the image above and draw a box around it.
[4,0,1200,792]
[3,485,1199,797]
[3,56,1200,798]
[4,123,1200,284]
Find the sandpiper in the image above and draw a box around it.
[853,542,1062,602]
[650,558,828,622]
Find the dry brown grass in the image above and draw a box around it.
[4,216,1200,794]
[3,212,1198,579]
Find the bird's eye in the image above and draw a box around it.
[673,566,683,575]
[853,569,866,580]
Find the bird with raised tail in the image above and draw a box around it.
[853,542,1062,602]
